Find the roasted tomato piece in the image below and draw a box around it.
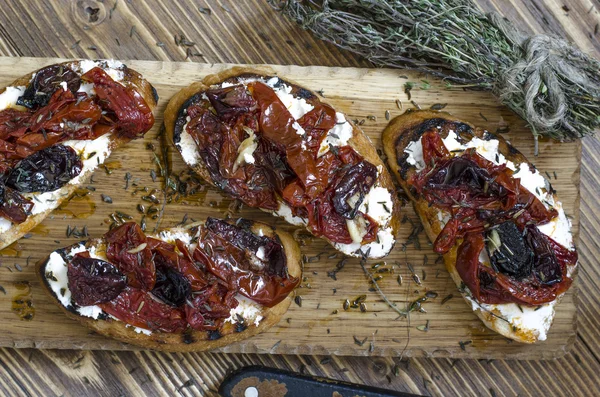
[7,145,82,193]
[17,64,81,109]
[99,287,187,333]
[187,106,279,210]
[105,222,156,290]
[421,130,451,166]
[0,183,34,224]
[332,160,378,219]
[305,189,353,244]
[204,217,287,276]
[82,67,154,138]
[455,232,485,301]
[68,252,127,306]
[151,264,192,307]
[151,242,207,291]
[206,85,258,122]
[185,283,238,331]
[250,81,324,198]
[194,220,299,307]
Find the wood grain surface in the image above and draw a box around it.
[0,0,598,396]
[0,57,581,359]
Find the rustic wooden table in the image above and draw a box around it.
[0,1,598,396]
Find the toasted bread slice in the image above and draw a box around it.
[36,218,302,352]
[382,110,577,343]
[164,67,400,258]
[0,59,158,250]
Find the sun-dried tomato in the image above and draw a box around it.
[72,218,297,333]
[185,283,238,331]
[0,183,33,223]
[151,264,192,307]
[105,222,156,291]
[99,287,187,333]
[81,67,154,138]
[7,145,82,193]
[68,251,126,306]
[194,218,299,307]
[17,64,81,109]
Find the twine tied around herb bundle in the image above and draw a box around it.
[270,0,600,148]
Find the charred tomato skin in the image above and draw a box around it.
[17,64,81,109]
[151,265,192,307]
[7,144,83,193]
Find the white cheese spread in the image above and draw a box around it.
[178,116,201,165]
[0,86,26,111]
[318,112,354,156]
[225,295,264,327]
[467,295,556,341]
[45,245,105,320]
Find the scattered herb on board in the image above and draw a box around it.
[359,259,408,318]
[271,0,600,148]
[320,357,331,365]
[459,340,473,351]
[416,320,430,332]
[441,294,454,305]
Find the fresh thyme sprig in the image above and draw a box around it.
[271,0,600,143]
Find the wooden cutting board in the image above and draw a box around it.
[0,57,580,359]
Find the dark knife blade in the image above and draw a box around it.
[219,365,422,397]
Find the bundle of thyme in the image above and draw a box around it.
[270,0,600,145]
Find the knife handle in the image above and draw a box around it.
[218,365,421,397]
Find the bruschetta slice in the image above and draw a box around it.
[382,110,578,343]
[37,217,302,352]
[0,60,157,249]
